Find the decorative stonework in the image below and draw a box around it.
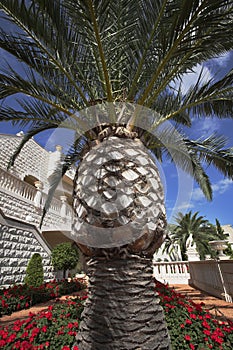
[0,189,39,226]
[0,212,55,287]
[0,134,49,189]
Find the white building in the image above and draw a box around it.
[222,225,233,250]
[0,132,75,286]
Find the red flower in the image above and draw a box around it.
[187,306,194,313]
[211,334,224,344]
[203,329,210,336]
[0,330,8,339]
[13,324,21,331]
[32,327,40,336]
[184,335,191,341]
[185,319,192,325]
[7,333,16,343]
[41,325,47,333]
[0,340,6,347]
[189,344,195,350]
[189,313,197,319]
[180,324,185,329]
[202,320,210,329]
[21,331,29,338]
[20,341,34,349]
[44,311,53,320]
[13,340,21,348]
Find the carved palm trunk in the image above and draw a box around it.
[72,127,171,349]
[76,254,170,349]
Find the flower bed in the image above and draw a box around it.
[0,279,86,318]
[0,280,232,349]
[156,281,233,350]
[0,296,86,349]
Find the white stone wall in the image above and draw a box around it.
[0,134,50,189]
[0,189,39,225]
[0,215,55,287]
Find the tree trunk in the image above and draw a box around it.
[76,255,171,350]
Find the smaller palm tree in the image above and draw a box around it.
[164,211,224,260]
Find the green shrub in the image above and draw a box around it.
[24,253,44,287]
[51,242,79,278]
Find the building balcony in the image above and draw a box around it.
[0,168,73,233]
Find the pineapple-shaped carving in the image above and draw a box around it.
[72,130,166,257]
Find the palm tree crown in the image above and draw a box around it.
[0,0,233,201]
[165,211,227,260]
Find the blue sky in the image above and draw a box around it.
[0,49,233,226]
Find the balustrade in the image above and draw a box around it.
[189,260,233,303]
[0,168,73,229]
[0,168,36,202]
[153,261,190,284]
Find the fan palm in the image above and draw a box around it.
[165,211,224,260]
[1,1,233,349]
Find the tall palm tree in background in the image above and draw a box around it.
[1,1,233,348]
[164,211,225,260]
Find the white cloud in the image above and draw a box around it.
[191,178,233,202]
[212,178,233,194]
[211,52,231,68]
[197,118,220,136]
[172,64,213,95]
[181,64,212,95]
[175,202,194,210]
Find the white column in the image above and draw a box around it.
[60,195,67,219]
[47,145,63,180]
[34,181,43,208]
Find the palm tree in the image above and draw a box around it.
[165,211,226,260]
[0,1,233,348]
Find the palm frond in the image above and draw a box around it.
[39,136,87,227]
[0,0,233,216]
[185,134,233,179]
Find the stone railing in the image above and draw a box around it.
[0,168,73,231]
[0,168,36,202]
[153,261,190,285]
[189,260,233,303]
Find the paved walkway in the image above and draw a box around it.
[1,285,232,328]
